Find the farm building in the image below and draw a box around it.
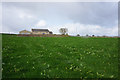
[19,29,53,35]
[32,29,53,35]
[19,30,32,34]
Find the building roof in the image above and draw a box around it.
[49,31,52,32]
[19,30,31,33]
[32,29,49,32]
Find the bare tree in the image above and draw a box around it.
[59,28,68,35]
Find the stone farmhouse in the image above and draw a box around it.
[19,29,53,35]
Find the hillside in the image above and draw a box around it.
[2,34,118,78]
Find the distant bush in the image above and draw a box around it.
[86,34,89,36]
[92,35,95,37]
[77,34,80,36]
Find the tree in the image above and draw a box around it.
[59,28,68,35]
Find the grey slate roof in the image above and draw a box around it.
[32,29,49,32]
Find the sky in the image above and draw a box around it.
[1,2,118,36]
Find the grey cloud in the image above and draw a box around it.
[58,2,118,27]
[2,2,118,35]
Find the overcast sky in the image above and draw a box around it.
[2,2,118,36]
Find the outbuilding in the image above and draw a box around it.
[19,30,32,34]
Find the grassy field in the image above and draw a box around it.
[2,34,118,78]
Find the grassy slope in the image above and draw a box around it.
[2,35,118,78]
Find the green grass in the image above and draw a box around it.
[2,34,118,78]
